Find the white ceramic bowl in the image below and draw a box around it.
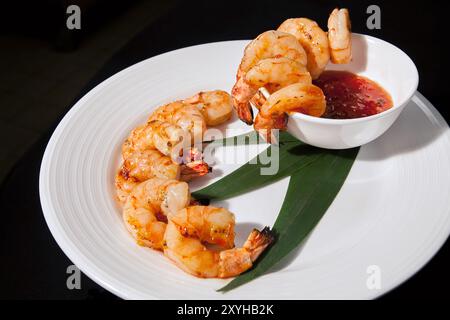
[287,34,419,149]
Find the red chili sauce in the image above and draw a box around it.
[313,71,393,119]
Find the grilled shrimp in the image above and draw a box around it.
[115,149,181,203]
[278,18,330,79]
[327,8,352,64]
[148,101,206,144]
[121,149,180,181]
[115,147,209,204]
[232,57,311,124]
[254,83,326,142]
[123,178,190,249]
[183,90,233,126]
[233,30,308,124]
[164,206,274,278]
[238,30,308,77]
[122,120,188,162]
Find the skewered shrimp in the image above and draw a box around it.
[278,18,330,79]
[116,147,210,204]
[121,149,180,181]
[183,90,233,126]
[232,57,312,124]
[238,30,308,78]
[164,206,274,278]
[148,101,206,144]
[254,83,326,142]
[115,149,180,203]
[246,57,312,91]
[327,8,352,64]
[122,120,188,162]
[233,30,308,124]
[123,178,190,249]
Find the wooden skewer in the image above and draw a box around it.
[249,87,281,144]
[249,87,271,110]
[259,87,271,99]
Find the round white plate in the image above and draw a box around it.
[40,41,450,300]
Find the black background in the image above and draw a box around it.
[0,0,449,300]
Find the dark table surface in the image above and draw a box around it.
[1,0,449,299]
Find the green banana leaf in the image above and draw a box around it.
[193,133,322,201]
[219,147,359,292]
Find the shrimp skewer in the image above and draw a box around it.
[277,17,330,79]
[116,149,181,204]
[233,30,308,124]
[123,118,210,165]
[183,90,233,126]
[164,206,274,278]
[123,120,188,162]
[148,101,206,144]
[328,8,352,64]
[232,57,312,124]
[238,30,308,78]
[123,178,190,249]
[115,148,209,204]
[254,83,326,142]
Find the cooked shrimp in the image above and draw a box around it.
[278,18,330,79]
[183,90,233,126]
[148,101,206,144]
[238,30,308,77]
[116,147,211,204]
[232,57,312,124]
[164,206,274,278]
[327,8,352,64]
[122,149,180,181]
[122,120,188,163]
[245,57,312,91]
[123,178,190,249]
[254,83,326,142]
[116,172,139,205]
[115,149,180,203]
[233,30,308,124]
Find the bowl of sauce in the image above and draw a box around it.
[314,71,393,119]
[287,34,418,149]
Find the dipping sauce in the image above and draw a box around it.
[314,71,393,119]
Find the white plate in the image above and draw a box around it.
[39,41,450,299]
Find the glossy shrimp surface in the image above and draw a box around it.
[123,178,190,249]
[327,8,352,64]
[123,120,187,162]
[232,57,312,123]
[148,101,206,144]
[115,149,181,204]
[278,18,330,79]
[254,83,326,142]
[238,30,307,77]
[164,206,274,278]
[233,30,308,124]
[184,90,233,126]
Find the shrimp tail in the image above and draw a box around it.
[232,79,255,125]
[180,160,211,181]
[238,104,254,125]
[217,226,274,278]
[244,226,275,262]
[254,112,288,143]
[179,147,211,181]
